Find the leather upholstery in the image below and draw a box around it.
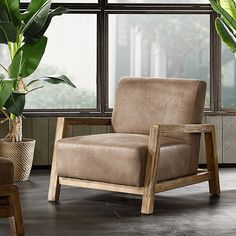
[0,157,14,186]
[112,77,206,134]
[57,133,191,186]
[56,77,206,187]
[112,77,206,175]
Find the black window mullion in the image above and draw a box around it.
[19,1,218,116]
[97,13,102,113]
[99,0,109,115]
[210,12,221,113]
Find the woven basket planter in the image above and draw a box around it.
[0,139,35,182]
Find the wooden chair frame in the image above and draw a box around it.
[0,185,24,236]
[48,117,220,215]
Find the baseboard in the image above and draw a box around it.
[32,164,236,170]
[199,163,236,168]
[32,165,51,170]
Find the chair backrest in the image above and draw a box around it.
[112,77,206,134]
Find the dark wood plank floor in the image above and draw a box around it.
[1,169,236,236]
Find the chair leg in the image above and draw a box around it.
[141,192,155,214]
[141,125,161,214]
[48,168,61,202]
[204,127,220,195]
[9,216,16,236]
[48,117,66,202]
[9,186,25,236]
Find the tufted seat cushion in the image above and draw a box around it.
[56,133,192,187]
[0,157,14,186]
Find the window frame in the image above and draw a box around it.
[18,1,222,117]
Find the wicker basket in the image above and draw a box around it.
[0,139,35,181]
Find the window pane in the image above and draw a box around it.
[109,14,210,108]
[109,0,208,3]
[0,14,97,110]
[221,44,236,108]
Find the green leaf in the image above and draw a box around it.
[0,21,16,43]
[22,0,51,22]
[0,0,21,26]
[216,17,236,52]
[4,91,25,116]
[8,51,23,79]
[41,7,68,35]
[49,6,68,18]
[27,75,76,88]
[210,0,236,32]
[22,0,51,37]
[17,36,48,78]
[0,5,9,21]
[25,7,68,42]
[0,6,16,43]
[0,78,14,108]
[220,0,236,17]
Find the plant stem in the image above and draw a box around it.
[7,33,24,142]
[7,42,13,61]
[14,42,18,55]
[18,34,23,49]
[9,115,22,142]
[10,113,15,122]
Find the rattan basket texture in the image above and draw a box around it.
[0,139,35,181]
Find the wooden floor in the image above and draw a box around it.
[0,169,236,236]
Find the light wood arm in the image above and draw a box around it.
[48,117,66,201]
[53,117,112,142]
[141,123,219,214]
[56,117,112,139]
[48,117,112,201]
[155,124,214,134]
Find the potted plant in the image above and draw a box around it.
[0,0,75,181]
[210,0,236,57]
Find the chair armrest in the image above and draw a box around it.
[153,124,214,134]
[53,117,112,142]
[142,123,218,212]
[64,117,112,126]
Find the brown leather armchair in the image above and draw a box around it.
[0,157,24,236]
[48,77,220,214]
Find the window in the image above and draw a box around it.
[25,14,97,110]
[0,1,227,115]
[221,44,236,109]
[108,14,210,108]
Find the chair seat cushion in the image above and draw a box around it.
[56,133,193,187]
[0,157,14,186]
